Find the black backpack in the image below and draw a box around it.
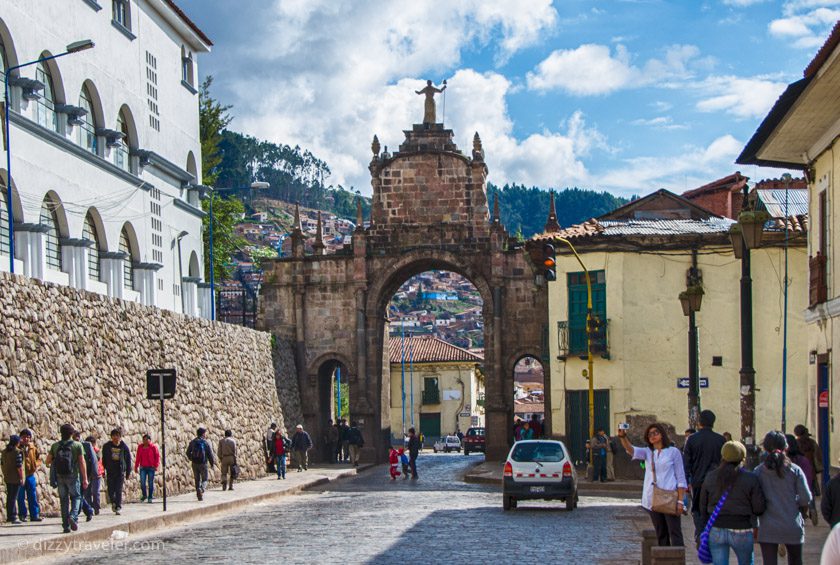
[54,441,75,477]
[189,439,206,464]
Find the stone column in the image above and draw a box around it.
[14,223,48,280]
[197,282,212,319]
[181,276,201,317]
[60,238,93,289]
[99,251,128,299]
[133,262,162,307]
[485,285,509,461]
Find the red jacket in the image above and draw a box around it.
[389,450,399,464]
[134,443,160,471]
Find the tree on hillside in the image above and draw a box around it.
[199,76,233,186]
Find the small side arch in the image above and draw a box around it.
[188,250,200,278]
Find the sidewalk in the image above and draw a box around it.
[463,460,643,495]
[0,464,371,562]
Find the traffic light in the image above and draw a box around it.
[542,243,557,281]
[588,315,607,353]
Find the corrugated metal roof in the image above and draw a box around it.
[597,218,735,236]
[756,189,809,218]
[389,335,483,364]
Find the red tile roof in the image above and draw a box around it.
[389,335,483,364]
[804,20,840,79]
[681,172,747,199]
[164,0,213,46]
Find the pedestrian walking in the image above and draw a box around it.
[16,428,42,522]
[821,456,840,527]
[218,430,237,491]
[264,423,277,474]
[755,431,812,565]
[72,431,95,521]
[785,434,818,527]
[45,423,88,533]
[389,447,400,480]
[684,409,726,543]
[699,440,766,565]
[347,421,364,467]
[85,436,103,515]
[270,429,290,479]
[591,428,609,483]
[418,432,425,450]
[134,433,160,502]
[291,424,312,472]
[519,421,534,441]
[618,423,687,547]
[399,448,409,480]
[186,427,215,500]
[407,427,420,479]
[794,425,823,489]
[2,435,23,524]
[327,419,339,463]
[100,428,131,515]
[530,415,543,438]
[339,419,350,462]
[79,434,99,518]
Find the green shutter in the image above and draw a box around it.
[567,270,606,355]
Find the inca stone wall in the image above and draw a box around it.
[0,271,289,516]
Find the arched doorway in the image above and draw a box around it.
[311,356,352,463]
[512,356,546,440]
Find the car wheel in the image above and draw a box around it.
[566,493,576,511]
[433,447,437,453]
[445,447,450,453]
[464,450,469,456]
[503,495,513,511]
[457,448,461,452]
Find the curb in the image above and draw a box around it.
[6,468,365,563]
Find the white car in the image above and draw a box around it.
[433,435,462,453]
[503,440,578,511]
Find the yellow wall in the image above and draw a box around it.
[807,142,840,466]
[389,361,484,441]
[548,244,809,447]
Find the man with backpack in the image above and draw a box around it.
[186,427,215,500]
[347,421,365,467]
[45,424,88,533]
[101,428,131,515]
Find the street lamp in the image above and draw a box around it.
[555,237,595,468]
[3,39,95,272]
[206,181,270,320]
[175,230,188,314]
[678,254,703,429]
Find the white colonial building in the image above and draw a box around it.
[0,0,212,317]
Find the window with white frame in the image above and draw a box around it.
[112,0,131,31]
[181,46,194,87]
[40,200,61,270]
[114,112,130,171]
[0,186,9,257]
[83,214,100,281]
[35,62,58,132]
[77,87,97,155]
[119,228,134,289]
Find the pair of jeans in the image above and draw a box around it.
[709,527,754,565]
[85,476,101,513]
[106,472,125,509]
[5,483,20,522]
[275,454,286,478]
[593,454,607,481]
[16,474,40,520]
[409,456,418,478]
[192,462,208,494]
[56,475,81,530]
[139,467,155,499]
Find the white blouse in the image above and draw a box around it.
[632,445,688,511]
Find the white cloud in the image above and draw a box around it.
[526,43,701,95]
[630,116,689,130]
[695,76,788,119]
[770,3,840,48]
[223,1,560,191]
[595,135,744,195]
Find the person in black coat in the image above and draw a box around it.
[100,428,131,515]
[684,410,726,541]
[822,462,840,527]
[407,427,420,479]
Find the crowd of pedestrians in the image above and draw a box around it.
[616,410,835,565]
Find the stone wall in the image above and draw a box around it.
[0,271,286,516]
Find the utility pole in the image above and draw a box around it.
[738,183,757,464]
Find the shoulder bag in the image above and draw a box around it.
[697,485,732,564]
[650,448,681,516]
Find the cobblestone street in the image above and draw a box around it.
[48,454,646,564]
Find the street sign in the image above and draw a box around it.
[146,369,176,400]
[459,412,470,418]
[677,377,708,389]
[819,390,829,408]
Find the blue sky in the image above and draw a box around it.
[178,0,839,197]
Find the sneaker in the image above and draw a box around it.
[197,492,203,501]
[147,498,153,503]
[10,519,21,525]
[94,509,99,516]
[69,518,78,531]
[86,513,93,522]
[114,507,121,516]
[30,517,43,522]
[63,528,71,534]
[140,496,146,502]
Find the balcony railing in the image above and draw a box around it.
[422,388,440,405]
[810,253,827,307]
[563,317,610,359]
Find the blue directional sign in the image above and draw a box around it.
[677,377,709,389]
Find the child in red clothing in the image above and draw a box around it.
[388,447,400,480]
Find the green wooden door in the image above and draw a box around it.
[568,270,606,355]
[565,389,610,465]
[420,412,441,441]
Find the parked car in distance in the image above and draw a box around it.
[433,435,462,453]
[502,440,578,511]
[463,427,485,455]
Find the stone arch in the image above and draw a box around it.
[186,151,197,183]
[37,50,67,105]
[307,352,356,378]
[188,250,200,278]
[0,17,20,72]
[311,355,353,462]
[507,348,543,377]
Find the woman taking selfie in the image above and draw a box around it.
[699,440,766,564]
[618,423,687,547]
[755,431,811,565]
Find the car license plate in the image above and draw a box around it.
[530,486,545,493]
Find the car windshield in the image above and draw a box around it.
[511,443,564,463]
[467,428,485,436]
